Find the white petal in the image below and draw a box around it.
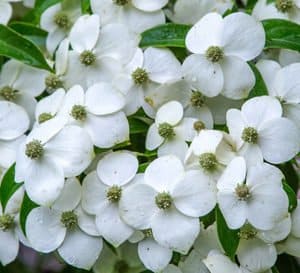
[158,139,188,162]
[97,151,138,186]
[179,249,210,273]
[145,123,164,150]
[222,12,265,61]
[220,56,255,99]
[185,12,223,54]
[85,82,125,115]
[173,170,216,217]
[0,230,19,266]
[163,265,182,273]
[0,60,20,87]
[138,238,172,272]
[226,109,245,148]
[291,203,300,237]
[40,4,61,32]
[151,209,200,254]
[204,251,240,273]
[155,101,183,126]
[46,28,66,55]
[0,136,25,169]
[132,0,168,12]
[76,205,100,236]
[26,207,66,253]
[0,2,12,24]
[182,54,223,97]
[95,203,134,247]
[280,235,300,257]
[0,101,29,140]
[58,229,103,270]
[184,105,214,130]
[69,14,100,52]
[55,38,70,75]
[145,155,184,192]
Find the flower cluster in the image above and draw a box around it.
[1,0,300,273]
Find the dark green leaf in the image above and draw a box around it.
[263,19,300,51]
[248,62,269,98]
[245,0,259,10]
[138,162,150,173]
[201,207,216,228]
[0,24,52,71]
[279,162,299,192]
[0,164,23,211]
[276,254,300,273]
[140,23,191,48]
[171,252,181,266]
[81,0,91,13]
[216,206,240,259]
[272,266,280,273]
[19,193,39,235]
[129,118,149,134]
[283,181,298,212]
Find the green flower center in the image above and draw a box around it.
[155,192,173,210]
[38,113,54,124]
[158,123,175,139]
[241,127,258,144]
[54,12,70,29]
[205,46,224,63]
[131,68,149,85]
[71,105,87,121]
[0,214,14,231]
[235,183,251,201]
[0,86,18,101]
[106,185,122,202]
[25,140,44,160]
[61,211,78,229]
[114,261,129,273]
[113,0,129,6]
[193,121,206,132]
[238,224,257,240]
[190,91,205,108]
[45,74,63,90]
[199,153,218,172]
[80,50,96,66]
[275,0,294,12]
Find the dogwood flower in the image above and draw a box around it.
[25,178,103,270]
[217,157,289,230]
[120,155,217,254]
[226,96,300,164]
[183,12,265,99]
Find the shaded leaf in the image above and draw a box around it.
[248,62,269,98]
[283,181,298,212]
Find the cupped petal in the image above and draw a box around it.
[55,38,69,75]
[151,209,200,254]
[46,28,66,55]
[173,117,199,141]
[155,101,183,126]
[182,54,223,97]
[204,251,241,273]
[226,109,245,148]
[76,205,100,236]
[145,123,164,150]
[138,238,172,272]
[58,228,103,270]
[26,207,66,253]
[132,0,168,12]
[40,3,61,32]
[0,230,19,266]
[158,138,188,162]
[97,151,138,187]
[185,12,223,54]
[0,59,20,87]
[0,2,12,25]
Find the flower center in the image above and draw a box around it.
[45,74,63,90]
[0,86,18,101]
[114,261,129,273]
[241,127,258,144]
[158,123,175,139]
[131,68,149,85]
[61,211,78,229]
[106,185,122,202]
[190,91,205,107]
[205,46,224,62]
[155,192,173,210]
[0,214,14,231]
[54,12,70,29]
[194,121,206,132]
[199,153,218,172]
[25,140,44,160]
[238,224,257,240]
[71,105,87,121]
[38,113,54,124]
[275,0,294,12]
[113,0,129,6]
[235,183,251,201]
[142,229,153,238]
[80,50,96,66]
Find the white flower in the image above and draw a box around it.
[58,84,129,148]
[40,2,81,54]
[82,151,139,247]
[226,96,300,165]
[217,157,289,230]
[15,118,94,205]
[120,155,216,254]
[0,0,21,24]
[183,12,265,99]
[0,101,29,169]
[279,49,300,66]
[90,0,166,33]
[146,101,198,161]
[25,178,103,270]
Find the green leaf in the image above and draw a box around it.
[263,19,300,51]
[9,22,47,47]
[81,0,91,13]
[245,0,259,10]
[201,207,216,228]
[272,266,280,273]
[248,62,269,98]
[129,118,149,134]
[19,193,39,235]
[140,23,191,48]
[283,181,298,212]
[0,24,52,71]
[276,254,300,273]
[138,162,150,173]
[0,164,23,212]
[279,162,299,192]
[216,206,240,259]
